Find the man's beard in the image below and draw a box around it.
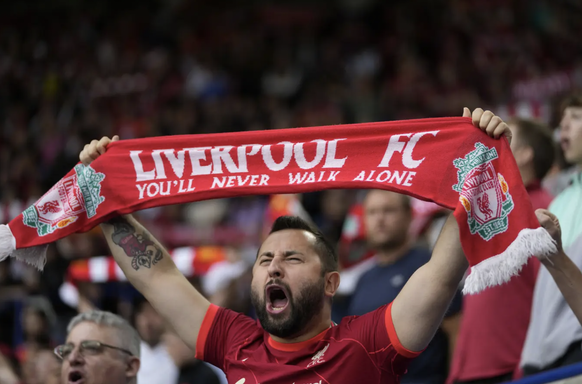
[251,278,325,339]
[369,231,407,252]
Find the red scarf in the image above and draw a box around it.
[0,117,556,293]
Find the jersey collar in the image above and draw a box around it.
[267,323,335,352]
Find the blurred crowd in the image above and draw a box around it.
[1,0,582,383]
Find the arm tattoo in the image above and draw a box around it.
[108,217,163,271]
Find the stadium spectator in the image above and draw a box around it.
[17,297,57,368]
[348,190,461,384]
[134,298,222,384]
[521,94,582,375]
[22,348,59,384]
[55,310,141,384]
[134,299,180,384]
[163,332,221,384]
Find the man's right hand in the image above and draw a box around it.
[535,208,563,260]
[80,135,119,165]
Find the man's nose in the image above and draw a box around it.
[67,347,84,365]
[267,256,285,278]
[561,116,571,131]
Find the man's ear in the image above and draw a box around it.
[126,356,140,379]
[522,146,534,164]
[514,145,533,168]
[325,271,341,298]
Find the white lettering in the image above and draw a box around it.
[212,174,265,188]
[212,146,243,174]
[237,175,250,186]
[402,131,439,168]
[389,170,406,184]
[327,171,340,181]
[136,184,147,199]
[322,139,347,168]
[178,179,187,193]
[403,172,416,186]
[163,149,186,178]
[376,170,391,182]
[294,140,326,169]
[366,170,376,181]
[262,142,293,171]
[159,181,172,195]
[186,147,212,176]
[147,183,159,197]
[353,171,366,181]
[305,172,316,183]
[151,150,168,180]
[289,172,309,184]
[130,151,156,182]
[236,145,262,172]
[186,179,196,192]
[378,134,411,168]
[211,177,226,189]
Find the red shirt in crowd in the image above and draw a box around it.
[195,302,418,384]
[447,181,553,383]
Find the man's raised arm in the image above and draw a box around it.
[536,209,582,326]
[80,136,211,352]
[391,108,511,352]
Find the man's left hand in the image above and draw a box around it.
[463,107,512,145]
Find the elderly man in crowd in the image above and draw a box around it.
[54,310,141,384]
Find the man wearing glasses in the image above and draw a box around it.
[54,310,141,384]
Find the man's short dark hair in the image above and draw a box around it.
[509,118,556,180]
[269,216,338,274]
[561,94,582,111]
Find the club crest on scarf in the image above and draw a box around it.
[452,143,514,241]
[22,165,106,236]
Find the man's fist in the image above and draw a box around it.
[463,107,512,145]
[79,135,119,165]
[535,208,563,258]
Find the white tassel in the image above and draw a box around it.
[11,245,49,270]
[0,224,48,270]
[463,227,557,294]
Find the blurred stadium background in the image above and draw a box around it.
[1,0,581,383]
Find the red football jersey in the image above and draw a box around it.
[195,302,419,384]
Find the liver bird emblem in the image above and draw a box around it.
[38,200,62,215]
[477,193,494,220]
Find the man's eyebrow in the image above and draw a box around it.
[257,251,274,259]
[256,250,304,259]
[283,250,303,257]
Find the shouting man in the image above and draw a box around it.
[79,109,512,383]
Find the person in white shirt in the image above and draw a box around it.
[134,299,179,384]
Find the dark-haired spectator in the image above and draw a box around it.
[521,94,582,375]
[347,190,462,384]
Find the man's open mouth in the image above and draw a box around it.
[266,284,290,314]
[561,138,570,152]
[68,370,85,384]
